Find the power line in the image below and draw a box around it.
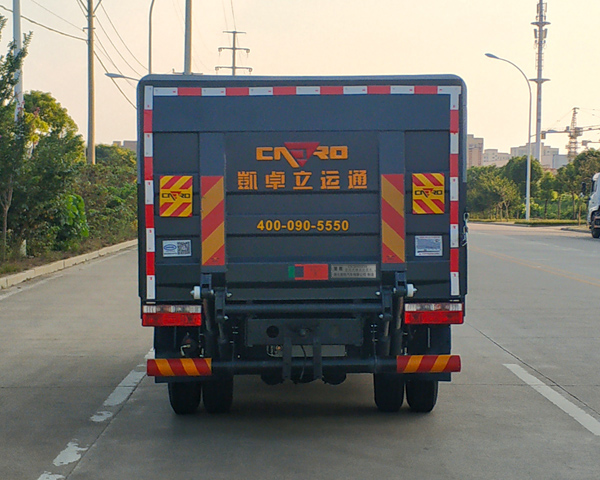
[0,4,86,41]
[75,0,86,18]
[29,0,83,32]
[221,0,229,30]
[94,52,135,109]
[95,15,143,77]
[230,0,237,30]
[99,4,146,72]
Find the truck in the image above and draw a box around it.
[584,172,600,238]
[138,74,467,415]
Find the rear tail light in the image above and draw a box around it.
[404,302,464,325]
[142,305,202,327]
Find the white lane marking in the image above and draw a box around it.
[90,411,113,423]
[37,351,151,479]
[102,369,146,407]
[505,364,600,437]
[38,473,64,480]
[52,442,87,466]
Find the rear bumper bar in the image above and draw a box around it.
[147,354,461,377]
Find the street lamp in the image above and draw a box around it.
[105,73,139,81]
[485,53,533,221]
[149,0,155,74]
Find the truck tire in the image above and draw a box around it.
[203,376,234,414]
[373,374,404,412]
[168,382,202,415]
[406,379,438,413]
[592,228,600,239]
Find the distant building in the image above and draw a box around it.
[482,149,511,167]
[467,134,484,168]
[112,140,137,153]
[510,143,567,169]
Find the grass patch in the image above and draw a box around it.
[513,219,581,226]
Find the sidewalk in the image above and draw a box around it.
[0,239,137,290]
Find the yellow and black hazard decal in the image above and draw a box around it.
[381,174,405,264]
[412,173,445,214]
[159,175,193,217]
[201,176,225,267]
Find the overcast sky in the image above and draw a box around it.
[1,0,598,156]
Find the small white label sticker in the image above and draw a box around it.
[163,240,192,257]
[415,236,443,257]
[330,264,377,279]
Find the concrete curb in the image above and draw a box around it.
[0,239,138,290]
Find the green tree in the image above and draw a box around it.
[538,171,557,219]
[467,165,519,219]
[74,144,137,245]
[8,91,86,253]
[0,15,31,260]
[501,155,544,200]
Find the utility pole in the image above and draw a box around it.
[149,0,155,74]
[84,0,103,165]
[216,31,252,75]
[184,0,192,74]
[13,0,23,121]
[531,0,550,164]
[86,0,95,165]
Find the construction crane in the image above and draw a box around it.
[542,107,600,161]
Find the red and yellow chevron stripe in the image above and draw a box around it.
[412,173,445,214]
[159,175,193,217]
[201,176,225,266]
[396,355,461,374]
[147,358,212,377]
[381,174,405,264]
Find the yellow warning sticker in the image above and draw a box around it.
[159,176,193,217]
[412,173,445,214]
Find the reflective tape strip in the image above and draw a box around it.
[145,180,154,205]
[147,275,156,300]
[296,86,320,95]
[396,355,461,374]
[391,85,415,95]
[450,224,459,248]
[451,272,460,296]
[437,85,461,110]
[450,133,459,154]
[146,228,155,252]
[147,358,213,377]
[148,84,461,98]
[249,87,273,96]
[202,87,226,96]
[154,87,178,96]
[144,85,154,110]
[343,85,368,95]
[450,177,459,201]
[144,133,153,158]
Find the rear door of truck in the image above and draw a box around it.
[138,76,466,305]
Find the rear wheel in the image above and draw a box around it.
[168,382,202,415]
[373,374,404,412]
[406,379,438,413]
[591,213,600,238]
[203,375,234,414]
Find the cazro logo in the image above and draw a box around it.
[256,142,348,168]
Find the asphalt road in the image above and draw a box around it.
[1,224,599,480]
